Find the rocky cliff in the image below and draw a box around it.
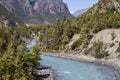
[0,0,73,25]
[0,4,24,27]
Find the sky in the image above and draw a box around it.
[63,0,99,13]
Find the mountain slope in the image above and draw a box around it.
[0,4,24,27]
[68,0,120,58]
[73,8,89,17]
[0,0,73,24]
[75,0,120,33]
[38,0,120,56]
[89,0,120,14]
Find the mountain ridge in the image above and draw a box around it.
[0,0,73,25]
[73,8,89,17]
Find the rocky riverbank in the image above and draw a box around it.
[42,52,120,80]
[34,66,55,80]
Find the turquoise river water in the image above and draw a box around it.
[27,39,119,80]
[40,55,118,80]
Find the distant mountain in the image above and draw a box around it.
[73,8,89,17]
[0,0,73,25]
[0,4,24,27]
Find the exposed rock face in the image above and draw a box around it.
[89,29,120,58]
[0,4,24,27]
[0,0,73,24]
[67,29,120,59]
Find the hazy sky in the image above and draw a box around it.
[63,0,99,13]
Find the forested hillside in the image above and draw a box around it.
[37,0,120,59]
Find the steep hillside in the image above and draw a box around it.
[66,0,120,59]
[75,0,120,33]
[88,0,120,14]
[37,0,120,59]
[69,0,120,51]
[0,4,24,27]
[0,0,73,25]
[86,29,120,59]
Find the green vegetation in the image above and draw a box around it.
[37,10,115,53]
[0,27,41,80]
[1,0,120,79]
[84,40,109,58]
[93,41,109,59]
[38,18,80,51]
[1,0,120,53]
[71,35,89,50]
[38,0,120,53]
[40,12,120,51]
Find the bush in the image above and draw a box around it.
[71,39,82,50]
[94,50,109,59]
[71,35,89,50]
[93,40,109,59]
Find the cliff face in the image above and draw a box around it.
[0,0,73,25]
[0,4,24,27]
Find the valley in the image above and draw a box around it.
[0,0,120,80]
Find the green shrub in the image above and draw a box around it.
[71,38,82,50]
[94,50,109,59]
[93,40,109,59]
[71,35,85,50]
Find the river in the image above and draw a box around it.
[40,55,118,80]
[27,39,118,80]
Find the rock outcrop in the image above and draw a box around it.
[0,4,24,27]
